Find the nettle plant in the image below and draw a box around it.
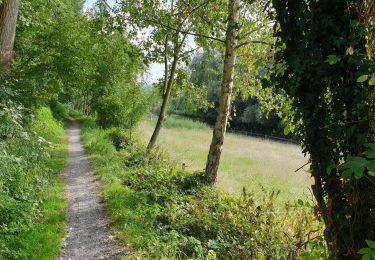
[270,0,375,258]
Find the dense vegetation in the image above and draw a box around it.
[169,51,285,137]
[81,117,325,259]
[0,106,67,259]
[0,0,373,258]
[270,0,375,257]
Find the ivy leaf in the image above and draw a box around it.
[325,55,341,65]
[369,76,375,86]
[366,240,375,249]
[362,254,371,260]
[367,161,375,173]
[357,75,368,83]
[363,150,375,159]
[284,125,290,135]
[358,248,371,254]
[345,46,354,55]
[338,156,367,179]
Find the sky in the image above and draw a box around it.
[84,0,164,84]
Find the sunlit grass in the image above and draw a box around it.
[9,135,68,259]
[139,115,312,203]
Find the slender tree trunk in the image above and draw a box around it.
[0,0,19,73]
[147,50,179,150]
[205,0,240,184]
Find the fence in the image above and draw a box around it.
[227,128,297,145]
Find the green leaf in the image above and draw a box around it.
[284,126,290,135]
[369,76,375,86]
[325,55,341,65]
[359,248,371,254]
[339,156,367,179]
[346,47,354,55]
[366,240,375,249]
[361,254,371,260]
[357,75,368,83]
[367,161,375,172]
[363,150,375,159]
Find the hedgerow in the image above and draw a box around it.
[81,118,327,259]
[0,105,67,259]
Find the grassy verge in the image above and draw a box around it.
[0,107,68,259]
[14,138,68,260]
[80,117,326,259]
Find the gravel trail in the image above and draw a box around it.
[60,121,124,260]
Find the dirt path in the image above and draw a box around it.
[60,122,124,260]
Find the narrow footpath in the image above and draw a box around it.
[60,121,124,260]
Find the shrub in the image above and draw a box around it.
[164,115,208,130]
[0,105,67,258]
[50,101,69,122]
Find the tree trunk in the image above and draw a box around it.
[147,50,179,150]
[205,0,240,184]
[0,0,19,73]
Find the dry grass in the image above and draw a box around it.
[138,116,313,203]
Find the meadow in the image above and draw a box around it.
[139,115,313,203]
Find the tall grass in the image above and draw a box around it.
[139,116,312,203]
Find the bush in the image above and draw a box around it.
[81,123,327,259]
[0,105,67,258]
[164,115,208,130]
[50,101,69,122]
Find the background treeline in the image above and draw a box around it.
[168,50,284,137]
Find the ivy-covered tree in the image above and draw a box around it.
[271,0,375,257]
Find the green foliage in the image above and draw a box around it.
[271,0,375,256]
[81,119,326,259]
[358,240,375,260]
[0,106,67,259]
[164,115,208,130]
[95,83,148,130]
[171,50,284,136]
[49,101,70,122]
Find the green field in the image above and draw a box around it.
[139,115,312,203]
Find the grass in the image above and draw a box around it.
[16,136,69,260]
[139,115,312,203]
[3,108,69,259]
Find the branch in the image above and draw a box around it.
[180,46,201,57]
[144,18,225,43]
[177,0,211,28]
[235,40,272,49]
[295,160,311,172]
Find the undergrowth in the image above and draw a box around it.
[0,106,68,259]
[163,115,208,130]
[80,117,327,259]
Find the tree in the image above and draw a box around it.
[0,0,19,73]
[119,0,213,149]
[204,0,272,184]
[205,0,241,183]
[271,0,374,257]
